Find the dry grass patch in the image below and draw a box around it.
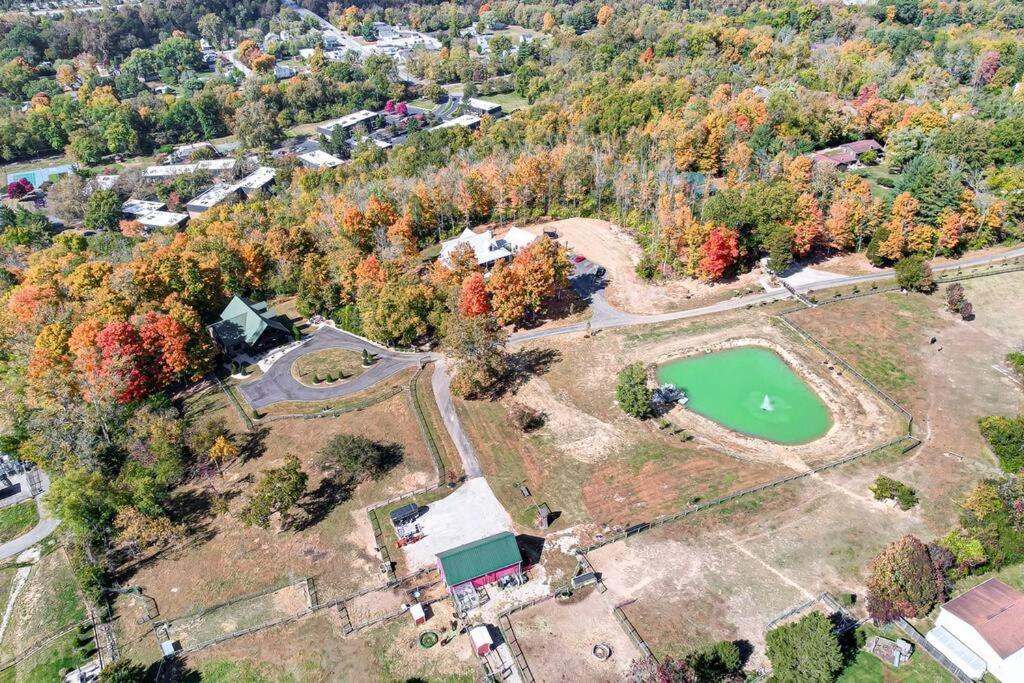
[117,391,439,666]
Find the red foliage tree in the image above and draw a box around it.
[866,535,945,622]
[458,272,490,317]
[697,227,739,281]
[94,321,158,403]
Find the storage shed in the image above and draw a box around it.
[436,532,523,593]
[390,503,420,527]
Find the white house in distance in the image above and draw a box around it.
[298,149,345,169]
[429,114,481,132]
[927,578,1024,681]
[440,226,537,269]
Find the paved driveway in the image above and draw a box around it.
[237,327,432,409]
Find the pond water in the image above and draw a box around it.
[655,346,832,444]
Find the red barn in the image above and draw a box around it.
[437,532,523,594]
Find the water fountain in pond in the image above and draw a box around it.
[760,395,774,412]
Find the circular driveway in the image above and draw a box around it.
[237,327,433,409]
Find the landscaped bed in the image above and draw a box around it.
[291,348,367,386]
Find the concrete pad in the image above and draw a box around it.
[780,266,843,288]
[402,478,513,570]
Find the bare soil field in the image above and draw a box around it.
[510,590,641,682]
[117,390,439,665]
[519,218,764,315]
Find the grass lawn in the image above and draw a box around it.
[851,162,899,200]
[407,98,435,110]
[0,502,38,544]
[837,623,953,683]
[292,348,366,385]
[486,92,530,112]
[0,630,92,683]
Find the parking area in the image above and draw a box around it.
[401,478,514,570]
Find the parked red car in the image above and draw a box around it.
[572,255,586,264]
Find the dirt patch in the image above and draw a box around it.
[520,218,763,315]
[511,591,640,682]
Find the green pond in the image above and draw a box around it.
[656,346,832,444]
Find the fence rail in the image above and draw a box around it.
[613,602,654,661]
[894,618,974,683]
[0,619,92,673]
[577,434,916,554]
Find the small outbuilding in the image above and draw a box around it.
[390,503,420,528]
[469,625,493,656]
[437,531,523,593]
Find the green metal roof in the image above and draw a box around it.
[437,532,522,586]
[210,295,289,347]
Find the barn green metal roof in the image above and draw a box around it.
[437,532,521,587]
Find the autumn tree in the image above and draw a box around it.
[458,272,490,317]
[877,192,920,262]
[445,313,509,399]
[698,227,739,281]
[208,436,238,475]
[790,193,824,258]
[486,260,528,326]
[597,5,613,25]
[866,535,945,622]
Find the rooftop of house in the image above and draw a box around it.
[941,578,1024,659]
[429,114,481,132]
[467,98,501,112]
[143,158,236,178]
[187,183,239,209]
[135,210,188,229]
[318,110,378,131]
[440,228,510,266]
[234,166,277,191]
[209,295,290,348]
[436,531,522,587]
[298,150,345,168]
[121,198,166,215]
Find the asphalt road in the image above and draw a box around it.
[237,326,431,409]
[510,246,1024,345]
[0,472,59,562]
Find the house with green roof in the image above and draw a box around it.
[207,295,291,356]
[436,532,523,593]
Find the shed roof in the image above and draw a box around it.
[941,578,1024,658]
[437,531,521,587]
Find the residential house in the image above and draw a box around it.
[465,98,502,117]
[298,150,345,168]
[207,295,292,356]
[315,110,380,138]
[429,114,481,132]
[439,226,537,269]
